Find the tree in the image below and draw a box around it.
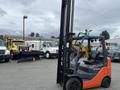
[30,32,35,37]
[51,36,56,38]
[36,33,40,37]
[100,30,110,40]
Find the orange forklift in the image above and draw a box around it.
[57,0,112,90]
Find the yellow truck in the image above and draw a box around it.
[7,39,25,53]
[8,43,17,53]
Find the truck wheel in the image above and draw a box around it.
[5,59,9,62]
[45,52,50,59]
[101,77,111,88]
[66,78,82,90]
[10,50,13,54]
[119,59,120,63]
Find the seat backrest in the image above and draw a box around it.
[88,51,97,60]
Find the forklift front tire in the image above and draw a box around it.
[66,78,82,90]
[101,77,111,88]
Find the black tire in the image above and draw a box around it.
[45,52,50,59]
[66,78,82,90]
[10,50,13,54]
[5,59,9,62]
[119,59,120,63]
[101,77,111,88]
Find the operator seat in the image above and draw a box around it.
[76,52,104,80]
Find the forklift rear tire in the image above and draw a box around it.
[101,77,111,88]
[66,78,82,90]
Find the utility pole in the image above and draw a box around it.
[23,15,28,40]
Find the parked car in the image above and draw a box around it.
[0,40,11,62]
[108,46,120,62]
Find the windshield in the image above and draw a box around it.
[12,40,25,46]
[71,37,105,64]
[0,41,5,46]
[43,41,58,47]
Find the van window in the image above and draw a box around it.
[32,44,34,48]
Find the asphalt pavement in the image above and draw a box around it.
[0,59,119,90]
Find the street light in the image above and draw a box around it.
[23,15,28,40]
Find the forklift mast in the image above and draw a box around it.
[57,0,75,84]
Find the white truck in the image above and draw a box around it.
[0,40,10,62]
[25,40,58,59]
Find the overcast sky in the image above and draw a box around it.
[0,0,120,38]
